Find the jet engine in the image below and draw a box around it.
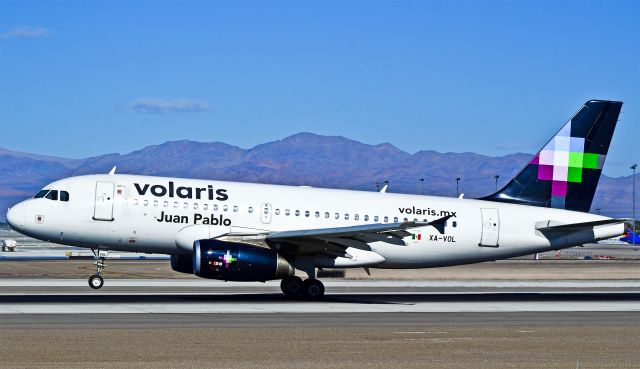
[170,254,193,274]
[193,239,294,281]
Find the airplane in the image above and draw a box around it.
[5,100,626,299]
[620,228,640,244]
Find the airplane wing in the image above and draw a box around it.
[266,214,452,242]
[223,215,454,261]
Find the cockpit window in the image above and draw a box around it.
[60,191,70,202]
[45,190,58,201]
[34,190,49,198]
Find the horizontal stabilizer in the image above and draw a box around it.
[536,218,628,232]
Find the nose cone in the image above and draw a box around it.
[6,202,25,230]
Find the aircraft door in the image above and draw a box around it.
[479,208,499,247]
[260,203,272,224]
[93,181,115,221]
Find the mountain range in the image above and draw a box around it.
[0,132,636,221]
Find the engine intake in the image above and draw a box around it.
[194,239,294,281]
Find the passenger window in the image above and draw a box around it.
[275,209,280,215]
[452,221,457,227]
[163,201,168,208]
[325,212,329,219]
[383,216,388,223]
[393,217,398,223]
[354,214,359,221]
[213,204,219,211]
[304,211,310,217]
[285,209,290,216]
[223,205,228,212]
[60,191,70,202]
[183,202,188,209]
[344,213,349,220]
[203,204,208,211]
[34,190,49,199]
[295,210,300,216]
[133,199,139,206]
[153,200,158,207]
[404,218,408,222]
[374,216,379,222]
[233,206,238,212]
[335,213,339,220]
[45,190,58,201]
[174,202,178,209]
[193,203,198,210]
[248,207,253,213]
[315,211,320,218]
[143,200,149,206]
[364,215,369,221]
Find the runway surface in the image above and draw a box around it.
[2,279,640,368]
[2,279,640,314]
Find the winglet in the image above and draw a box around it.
[426,214,455,234]
[108,166,117,175]
[379,184,388,193]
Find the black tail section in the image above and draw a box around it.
[483,100,622,212]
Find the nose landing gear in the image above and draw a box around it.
[88,250,108,289]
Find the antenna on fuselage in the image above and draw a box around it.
[373,179,389,193]
[108,166,117,175]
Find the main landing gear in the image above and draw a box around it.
[88,250,108,289]
[280,276,325,299]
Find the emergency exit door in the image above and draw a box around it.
[479,208,500,247]
[93,181,115,221]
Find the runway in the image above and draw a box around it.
[2,279,640,368]
[2,279,640,315]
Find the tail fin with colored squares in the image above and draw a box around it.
[483,100,622,213]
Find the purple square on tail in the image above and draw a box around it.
[537,165,553,180]
[551,181,568,197]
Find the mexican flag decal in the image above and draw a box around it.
[412,233,421,240]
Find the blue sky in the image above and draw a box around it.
[1,0,638,177]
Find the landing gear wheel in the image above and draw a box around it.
[280,276,303,298]
[88,274,104,289]
[88,249,108,290]
[302,278,325,299]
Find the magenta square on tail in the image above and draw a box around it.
[538,165,553,180]
[551,180,568,196]
[530,155,540,165]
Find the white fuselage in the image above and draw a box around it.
[6,174,623,269]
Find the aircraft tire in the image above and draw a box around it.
[280,276,303,298]
[88,275,104,289]
[302,278,325,299]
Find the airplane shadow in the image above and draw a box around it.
[3,292,640,305]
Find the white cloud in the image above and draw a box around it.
[1,26,51,39]
[126,98,211,114]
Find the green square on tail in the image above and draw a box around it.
[582,153,600,169]
[567,166,583,182]
[568,152,583,168]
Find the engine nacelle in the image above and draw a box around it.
[170,254,193,274]
[193,239,294,281]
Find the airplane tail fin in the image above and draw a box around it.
[482,100,622,213]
